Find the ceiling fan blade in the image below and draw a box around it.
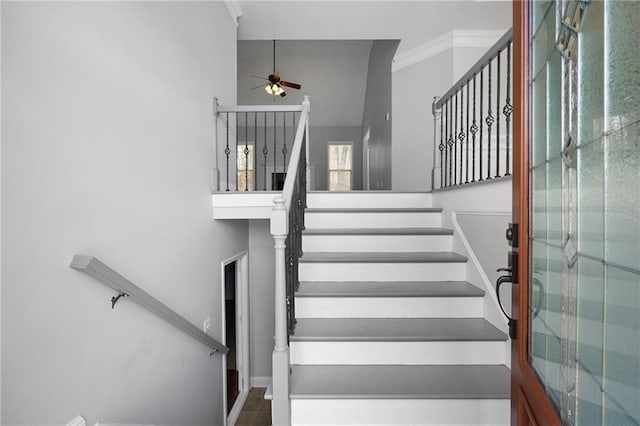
[280,91,287,98]
[251,83,266,90]
[251,75,269,81]
[280,81,301,90]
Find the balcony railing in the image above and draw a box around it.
[432,29,513,190]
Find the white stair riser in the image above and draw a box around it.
[302,234,452,252]
[295,297,482,318]
[307,193,433,209]
[299,262,466,282]
[291,399,509,425]
[304,212,442,229]
[290,341,507,365]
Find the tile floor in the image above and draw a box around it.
[235,387,271,426]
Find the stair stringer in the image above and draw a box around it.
[439,209,511,367]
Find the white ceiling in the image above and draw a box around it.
[238,40,375,127]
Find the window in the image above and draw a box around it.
[237,144,254,191]
[328,143,352,191]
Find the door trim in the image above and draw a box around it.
[510,1,562,424]
[221,251,250,426]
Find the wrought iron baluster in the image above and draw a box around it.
[263,113,268,190]
[459,86,465,184]
[225,112,230,191]
[244,112,249,191]
[282,113,287,174]
[273,112,277,186]
[504,42,513,176]
[495,50,501,178]
[486,59,494,180]
[471,75,478,182]
[448,98,454,187]
[454,92,458,185]
[439,101,445,189]
[465,82,470,183]
[479,68,484,181]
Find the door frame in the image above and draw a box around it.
[511,1,562,424]
[221,251,250,426]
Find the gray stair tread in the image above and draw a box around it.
[305,207,442,213]
[297,281,485,298]
[303,227,453,236]
[290,364,511,399]
[291,318,507,342]
[300,251,468,263]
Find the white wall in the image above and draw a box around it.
[248,221,275,382]
[362,40,399,190]
[1,3,244,425]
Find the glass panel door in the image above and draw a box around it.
[528,1,640,424]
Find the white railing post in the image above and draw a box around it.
[303,96,311,191]
[212,97,220,192]
[270,196,291,425]
[431,96,442,190]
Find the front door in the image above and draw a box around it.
[512,0,640,424]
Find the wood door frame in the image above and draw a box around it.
[510,1,562,424]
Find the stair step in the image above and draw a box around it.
[302,230,453,252]
[299,252,468,263]
[291,318,506,342]
[305,209,442,229]
[290,318,508,365]
[307,192,433,209]
[289,365,510,425]
[297,281,485,298]
[296,281,485,318]
[290,364,510,399]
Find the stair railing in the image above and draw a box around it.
[270,96,310,426]
[432,29,513,190]
[213,99,307,192]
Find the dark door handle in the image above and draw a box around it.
[496,271,517,339]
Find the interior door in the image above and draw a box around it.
[512,0,640,425]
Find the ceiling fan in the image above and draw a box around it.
[251,40,302,98]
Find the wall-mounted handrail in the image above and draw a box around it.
[69,255,229,355]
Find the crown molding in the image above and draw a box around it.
[224,0,244,27]
[392,29,506,73]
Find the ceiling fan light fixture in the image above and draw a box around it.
[265,84,273,95]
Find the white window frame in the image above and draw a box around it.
[327,141,353,191]
[236,143,254,191]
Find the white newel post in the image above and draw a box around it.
[212,97,220,192]
[303,95,311,191]
[271,196,291,425]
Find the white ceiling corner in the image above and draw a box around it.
[224,0,243,27]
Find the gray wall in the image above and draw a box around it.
[309,126,363,191]
[248,221,275,380]
[362,40,399,190]
[1,3,245,425]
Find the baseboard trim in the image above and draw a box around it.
[251,376,271,388]
[227,390,249,426]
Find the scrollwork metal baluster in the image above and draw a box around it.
[439,101,445,189]
[263,113,268,190]
[495,50,501,178]
[459,86,465,184]
[486,59,494,180]
[225,112,230,191]
[448,98,454,187]
[479,68,484,181]
[504,43,513,176]
[471,75,478,182]
[282,113,288,174]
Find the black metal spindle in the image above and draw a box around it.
[465,82,470,183]
[273,112,277,187]
[495,50,501,178]
[244,112,249,191]
[486,59,493,180]
[454,92,458,185]
[459,87,465,184]
[263,113,268,190]
[471,75,478,182]
[448,98,454,187]
[439,103,445,189]
[235,113,239,191]
[254,112,257,190]
[504,43,513,176]
[225,112,230,191]
[283,113,287,173]
[479,69,484,181]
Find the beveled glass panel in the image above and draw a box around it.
[534,0,554,35]
[605,1,640,131]
[533,67,548,167]
[547,157,563,246]
[533,3,557,78]
[532,166,548,241]
[578,0,604,146]
[575,256,605,426]
[531,240,550,380]
[603,266,640,424]
[547,51,563,160]
[604,121,640,271]
[577,139,604,259]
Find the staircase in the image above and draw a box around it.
[286,191,510,425]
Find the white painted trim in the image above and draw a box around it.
[221,251,250,426]
[223,0,243,27]
[392,30,506,72]
[227,390,249,426]
[455,210,511,217]
[251,376,271,388]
